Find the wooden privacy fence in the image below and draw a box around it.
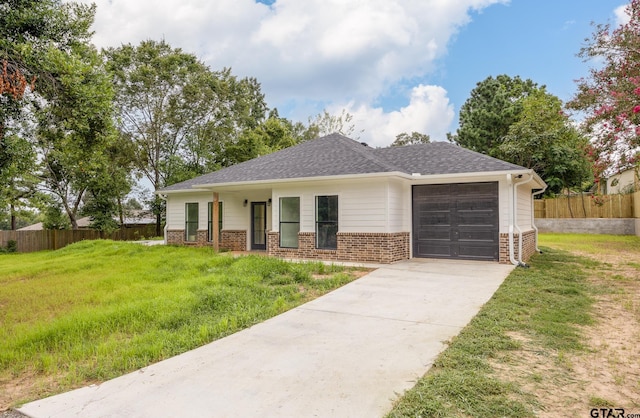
[0,225,161,253]
[534,191,640,219]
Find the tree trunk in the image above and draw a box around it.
[10,202,16,230]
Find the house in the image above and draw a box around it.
[605,166,639,194]
[158,134,546,265]
[17,210,155,231]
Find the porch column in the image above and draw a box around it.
[212,192,219,251]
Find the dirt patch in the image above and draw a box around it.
[491,247,640,416]
[0,371,62,412]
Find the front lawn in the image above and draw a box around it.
[0,240,362,409]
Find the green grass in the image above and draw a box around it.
[539,233,640,255]
[387,242,601,418]
[0,240,358,398]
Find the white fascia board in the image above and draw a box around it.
[187,171,409,191]
[158,169,547,194]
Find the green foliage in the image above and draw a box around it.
[0,0,96,178]
[388,246,596,417]
[0,241,357,401]
[568,0,640,176]
[390,131,430,147]
[105,40,268,190]
[450,74,540,157]
[42,204,70,230]
[5,239,17,253]
[500,90,593,194]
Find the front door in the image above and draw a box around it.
[251,202,267,250]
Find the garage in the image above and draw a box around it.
[412,182,499,261]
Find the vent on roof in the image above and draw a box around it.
[360,142,369,147]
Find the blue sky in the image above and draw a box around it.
[78,0,627,147]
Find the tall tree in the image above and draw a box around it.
[500,90,593,195]
[568,0,640,178]
[105,41,267,234]
[36,43,118,229]
[449,75,540,157]
[0,0,96,177]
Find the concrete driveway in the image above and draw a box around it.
[18,258,513,418]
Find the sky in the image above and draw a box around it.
[76,0,629,148]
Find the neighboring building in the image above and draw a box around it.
[158,134,546,265]
[606,166,639,194]
[17,210,155,231]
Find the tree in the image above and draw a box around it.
[36,43,118,229]
[500,90,593,195]
[1,0,96,178]
[390,132,430,147]
[307,109,363,140]
[449,75,540,157]
[0,133,38,230]
[105,40,267,234]
[567,0,640,178]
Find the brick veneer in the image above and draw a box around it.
[220,230,247,251]
[166,229,207,245]
[267,231,410,264]
[499,229,537,264]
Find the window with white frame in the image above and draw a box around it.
[279,197,300,248]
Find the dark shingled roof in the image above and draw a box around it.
[161,133,527,191]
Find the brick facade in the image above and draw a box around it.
[166,229,207,246]
[267,231,410,264]
[220,230,247,251]
[499,229,537,264]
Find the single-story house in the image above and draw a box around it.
[158,133,547,265]
[17,210,155,231]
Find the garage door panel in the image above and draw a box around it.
[457,210,494,225]
[458,229,496,242]
[418,227,451,241]
[416,242,456,258]
[419,212,451,226]
[459,243,498,259]
[413,182,498,261]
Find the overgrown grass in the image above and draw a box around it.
[387,244,599,417]
[0,240,358,403]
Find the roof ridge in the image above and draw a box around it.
[334,134,407,173]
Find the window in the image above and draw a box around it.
[185,203,198,242]
[279,197,300,248]
[207,201,223,242]
[316,195,338,249]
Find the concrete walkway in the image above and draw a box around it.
[18,259,513,418]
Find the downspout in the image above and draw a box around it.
[158,193,168,244]
[507,174,518,266]
[531,185,548,253]
[514,173,534,266]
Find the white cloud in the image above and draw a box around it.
[341,85,455,148]
[615,4,631,26]
[75,0,504,140]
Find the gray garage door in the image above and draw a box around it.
[412,182,499,261]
